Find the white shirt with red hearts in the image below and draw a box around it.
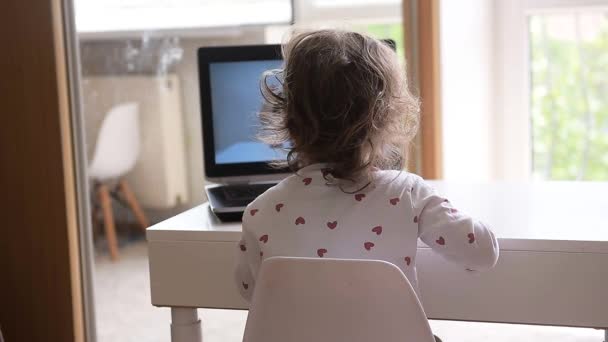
[235,164,499,301]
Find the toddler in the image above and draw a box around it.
[235,29,499,311]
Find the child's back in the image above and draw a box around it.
[236,166,498,300]
[234,29,498,301]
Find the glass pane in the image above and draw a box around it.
[529,11,608,181]
[75,7,272,342]
[75,2,408,340]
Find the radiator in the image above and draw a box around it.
[82,74,189,209]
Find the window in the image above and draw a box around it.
[267,1,405,64]
[297,0,400,22]
[444,0,608,181]
[529,11,608,180]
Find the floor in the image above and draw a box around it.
[94,240,605,342]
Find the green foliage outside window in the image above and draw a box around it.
[359,23,405,61]
[530,14,608,181]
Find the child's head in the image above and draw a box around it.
[259,29,420,183]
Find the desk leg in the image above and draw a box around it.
[171,308,202,342]
[604,329,607,342]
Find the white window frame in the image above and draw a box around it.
[494,0,608,180]
[74,0,294,39]
[294,0,402,24]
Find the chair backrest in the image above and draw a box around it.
[243,257,435,342]
[88,102,140,181]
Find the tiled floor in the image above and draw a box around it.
[94,241,605,342]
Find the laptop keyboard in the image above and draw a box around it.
[222,183,276,201]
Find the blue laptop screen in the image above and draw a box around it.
[209,60,286,165]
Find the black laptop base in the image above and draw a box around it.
[213,211,246,222]
[206,183,277,222]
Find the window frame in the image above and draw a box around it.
[294,0,401,23]
[495,0,608,180]
[74,0,295,38]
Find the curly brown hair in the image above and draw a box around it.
[259,29,420,187]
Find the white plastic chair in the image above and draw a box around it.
[89,102,149,261]
[89,102,140,181]
[243,257,435,342]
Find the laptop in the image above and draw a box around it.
[198,44,290,222]
[197,40,397,222]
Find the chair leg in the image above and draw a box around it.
[118,179,150,231]
[91,203,100,236]
[98,184,119,261]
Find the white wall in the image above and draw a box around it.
[439,0,496,181]
[494,0,531,181]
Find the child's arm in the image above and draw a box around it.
[234,220,259,301]
[412,178,499,271]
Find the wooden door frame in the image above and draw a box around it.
[62,0,99,340]
[0,0,88,341]
[404,0,443,179]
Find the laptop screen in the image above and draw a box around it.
[198,44,291,179]
[208,60,286,165]
[198,41,395,180]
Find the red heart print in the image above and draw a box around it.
[259,234,268,243]
[317,248,327,257]
[371,225,382,235]
[242,282,249,290]
[364,242,375,251]
[404,256,411,266]
[295,216,305,225]
[327,221,337,229]
[275,203,284,212]
[468,233,475,243]
[436,236,445,245]
[239,244,246,251]
[250,209,259,216]
[413,215,418,223]
[355,193,366,201]
[390,198,400,205]
[303,177,312,185]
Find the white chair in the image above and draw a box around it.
[243,257,436,342]
[89,102,149,261]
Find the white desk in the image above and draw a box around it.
[147,182,608,342]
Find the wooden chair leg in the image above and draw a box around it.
[98,184,119,261]
[91,203,100,236]
[118,179,150,231]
